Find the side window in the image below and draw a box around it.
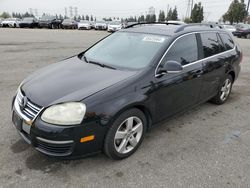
[200,33,224,58]
[219,33,235,50]
[163,34,198,66]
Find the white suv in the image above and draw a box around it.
[2,18,21,28]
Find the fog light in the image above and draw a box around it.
[80,135,95,143]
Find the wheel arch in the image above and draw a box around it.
[228,70,235,83]
[109,103,153,131]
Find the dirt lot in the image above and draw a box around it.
[0,28,250,188]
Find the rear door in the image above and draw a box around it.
[199,32,226,101]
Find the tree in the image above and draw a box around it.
[166,8,173,21]
[191,2,204,23]
[150,14,156,22]
[138,15,145,22]
[184,17,192,23]
[0,12,11,18]
[86,15,89,21]
[59,14,63,20]
[222,0,248,24]
[90,15,93,21]
[158,10,165,22]
[81,15,85,20]
[171,7,178,20]
[145,14,151,22]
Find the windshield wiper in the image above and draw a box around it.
[88,60,116,70]
[83,55,116,70]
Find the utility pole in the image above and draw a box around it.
[74,7,78,18]
[69,6,73,18]
[185,0,191,18]
[247,0,250,14]
[65,7,67,18]
[190,0,194,17]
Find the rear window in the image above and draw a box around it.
[219,33,235,50]
[200,33,224,58]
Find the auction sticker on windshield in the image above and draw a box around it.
[142,36,165,43]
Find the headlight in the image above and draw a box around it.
[41,102,86,125]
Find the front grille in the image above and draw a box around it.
[35,137,74,156]
[15,88,43,122]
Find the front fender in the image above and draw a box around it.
[83,91,153,127]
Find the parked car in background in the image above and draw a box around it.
[95,20,107,30]
[221,24,236,34]
[233,23,250,38]
[38,16,62,29]
[12,23,241,160]
[78,20,91,30]
[0,18,3,27]
[1,18,21,28]
[90,21,95,29]
[19,17,39,28]
[107,21,122,32]
[61,19,78,29]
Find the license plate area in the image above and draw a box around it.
[12,111,22,131]
[12,111,31,134]
[22,122,31,134]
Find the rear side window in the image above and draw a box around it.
[219,33,235,50]
[200,33,224,58]
[164,34,198,66]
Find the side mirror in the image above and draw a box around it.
[157,60,183,76]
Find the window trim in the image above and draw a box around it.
[155,31,236,78]
[218,32,235,51]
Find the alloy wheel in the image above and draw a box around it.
[114,116,143,154]
[220,78,232,101]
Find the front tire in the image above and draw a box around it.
[210,75,233,105]
[104,108,147,160]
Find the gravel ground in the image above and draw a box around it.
[0,28,250,188]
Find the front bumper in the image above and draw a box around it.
[11,96,107,159]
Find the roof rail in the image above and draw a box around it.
[125,22,181,29]
[174,23,222,33]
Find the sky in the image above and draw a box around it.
[0,0,240,22]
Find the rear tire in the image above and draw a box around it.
[104,108,147,160]
[210,75,233,105]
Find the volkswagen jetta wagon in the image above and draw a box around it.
[12,23,242,160]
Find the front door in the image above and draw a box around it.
[153,33,203,122]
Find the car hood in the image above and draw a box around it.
[109,25,121,28]
[20,21,32,24]
[79,23,90,26]
[2,21,15,23]
[21,56,137,107]
[96,23,106,26]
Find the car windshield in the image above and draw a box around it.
[63,19,73,23]
[224,25,235,29]
[80,20,89,23]
[23,18,34,22]
[110,21,121,25]
[239,24,250,28]
[41,16,54,21]
[5,18,16,21]
[96,21,105,24]
[84,32,168,70]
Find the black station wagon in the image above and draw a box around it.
[12,23,242,160]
